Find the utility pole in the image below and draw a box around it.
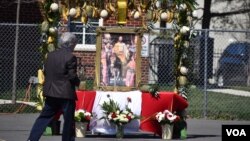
[12,0,21,104]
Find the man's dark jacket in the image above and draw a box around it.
[43,48,80,100]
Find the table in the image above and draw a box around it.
[140,91,188,136]
[75,90,188,136]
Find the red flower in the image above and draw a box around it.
[127,97,132,103]
[111,112,117,119]
[174,116,181,122]
[165,113,173,119]
[126,115,132,120]
[85,115,91,121]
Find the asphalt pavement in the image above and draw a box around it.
[0,113,250,141]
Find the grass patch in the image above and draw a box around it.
[1,83,250,120]
[0,86,38,101]
[0,103,38,113]
[187,87,250,120]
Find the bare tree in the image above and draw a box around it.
[202,0,250,30]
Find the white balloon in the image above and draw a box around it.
[69,8,77,17]
[155,1,161,8]
[180,66,188,75]
[192,10,198,18]
[160,12,168,21]
[180,26,190,34]
[50,3,59,12]
[133,11,140,19]
[49,27,57,34]
[179,4,187,10]
[100,9,109,18]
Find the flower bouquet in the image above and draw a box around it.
[155,110,180,125]
[155,110,180,140]
[74,109,92,122]
[100,96,139,138]
[74,109,92,137]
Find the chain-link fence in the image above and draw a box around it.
[146,28,250,120]
[187,29,250,121]
[0,23,250,120]
[0,23,42,113]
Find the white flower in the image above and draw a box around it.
[74,109,92,122]
[163,110,171,115]
[75,109,85,116]
[100,97,138,125]
[166,113,177,122]
[120,117,129,123]
[156,112,165,122]
[84,112,91,116]
[122,110,129,115]
[118,114,129,123]
[128,113,135,119]
[156,110,179,124]
[78,109,85,113]
[116,110,120,115]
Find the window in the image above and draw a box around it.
[71,18,103,51]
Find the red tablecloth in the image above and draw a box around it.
[140,91,188,136]
[75,90,96,113]
[76,90,188,136]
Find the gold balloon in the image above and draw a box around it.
[146,10,153,21]
[41,20,49,32]
[166,10,174,23]
[86,5,93,17]
[173,87,178,93]
[47,43,55,52]
[178,76,187,86]
[117,0,127,25]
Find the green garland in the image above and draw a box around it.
[38,0,198,100]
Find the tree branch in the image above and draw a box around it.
[211,9,250,17]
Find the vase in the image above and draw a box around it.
[75,122,88,137]
[115,124,124,139]
[161,124,173,140]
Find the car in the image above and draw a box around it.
[216,42,250,87]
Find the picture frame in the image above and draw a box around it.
[95,27,144,91]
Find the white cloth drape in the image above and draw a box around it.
[89,90,142,134]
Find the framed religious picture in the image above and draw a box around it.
[95,27,144,91]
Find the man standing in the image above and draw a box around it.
[27,32,80,141]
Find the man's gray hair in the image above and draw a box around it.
[59,32,77,49]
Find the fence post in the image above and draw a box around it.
[203,29,209,119]
[12,0,21,104]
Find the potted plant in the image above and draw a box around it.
[74,109,92,137]
[100,95,139,139]
[155,110,180,140]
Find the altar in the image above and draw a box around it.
[75,90,188,136]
